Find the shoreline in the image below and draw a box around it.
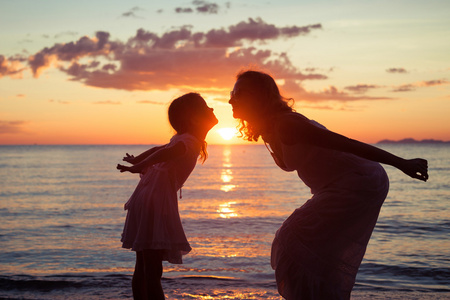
[1,288,448,300]
[1,274,448,300]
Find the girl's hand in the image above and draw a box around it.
[117,164,141,173]
[399,158,429,182]
[123,153,136,164]
[117,164,129,173]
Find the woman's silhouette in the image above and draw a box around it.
[229,70,428,299]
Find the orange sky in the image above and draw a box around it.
[1,1,449,145]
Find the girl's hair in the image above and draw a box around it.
[168,93,208,163]
[236,70,294,142]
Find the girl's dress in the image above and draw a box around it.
[268,113,389,299]
[121,133,202,264]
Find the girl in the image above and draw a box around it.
[117,93,218,299]
[229,70,428,299]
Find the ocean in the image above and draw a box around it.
[0,144,448,299]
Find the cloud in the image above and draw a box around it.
[392,79,449,92]
[386,67,408,74]
[175,7,193,13]
[421,79,448,87]
[137,100,168,105]
[217,19,321,45]
[121,7,145,18]
[392,84,414,92]
[282,80,391,102]
[344,84,381,93]
[175,1,222,14]
[194,0,219,14]
[49,99,70,104]
[0,55,26,78]
[300,103,365,111]
[10,19,323,92]
[28,31,116,77]
[1,18,398,105]
[0,121,29,134]
[93,100,121,105]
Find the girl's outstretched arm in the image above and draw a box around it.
[117,142,186,174]
[278,115,429,182]
[122,145,166,164]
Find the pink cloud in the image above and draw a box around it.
[420,79,448,86]
[14,19,324,92]
[93,100,121,105]
[386,67,408,74]
[0,121,29,134]
[392,79,449,92]
[0,55,26,78]
[137,100,168,105]
[4,18,428,105]
[28,31,116,77]
[49,99,70,104]
[344,84,382,93]
[282,80,391,103]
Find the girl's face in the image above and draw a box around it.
[193,99,218,131]
[229,78,259,121]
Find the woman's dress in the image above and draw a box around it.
[269,114,389,299]
[121,133,202,264]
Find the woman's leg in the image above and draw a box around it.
[132,251,147,299]
[142,249,165,300]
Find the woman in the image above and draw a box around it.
[229,70,428,299]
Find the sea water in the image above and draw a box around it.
[0,144,448,299]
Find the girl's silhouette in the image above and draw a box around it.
[117,93,218,299]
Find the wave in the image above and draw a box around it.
[358,263,450,292]
[0,274,121,296]
[1,270,447,300]
[375,220,450,236]
[0,273,277,300]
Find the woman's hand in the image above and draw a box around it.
[399,158,429,182]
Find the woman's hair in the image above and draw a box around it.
[236,70,294,142]
[168,92,208,163]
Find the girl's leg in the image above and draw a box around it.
[132,251,147,299]
[142,249,165,300]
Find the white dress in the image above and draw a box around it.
[269,113,389,299]
[121,133,202,264]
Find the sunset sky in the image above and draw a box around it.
[1,0,449,145]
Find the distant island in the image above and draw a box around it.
[377,138,450,144]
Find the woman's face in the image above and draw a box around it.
[229,78,258,121]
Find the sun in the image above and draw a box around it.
[217,127,237,141]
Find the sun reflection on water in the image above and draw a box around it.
[221,170,233,183]
[217,201,238,218]
[171,289,281,300]
[220,147,236,193]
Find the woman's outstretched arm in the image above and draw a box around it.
[117,142,186,174]
[278,116,429,182]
